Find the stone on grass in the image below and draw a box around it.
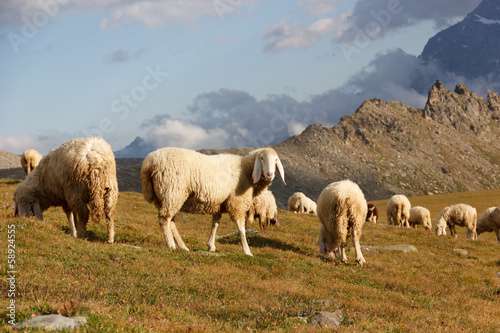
[453,249,468,256]
[310,310,343,328]
[12,314,87,331]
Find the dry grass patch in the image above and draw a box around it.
[1,179,499,332]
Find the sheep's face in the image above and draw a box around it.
[435,219,447,236]
[252,149,286,185]
[14,199,43,220]
[475,223,490,235]
[318,224,337,258]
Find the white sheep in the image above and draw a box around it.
[20,149,43,176]
[299,196,317,214]
[288,192,305,213]
[435,203,477,239]
[476,207,500,242]
[386,194,411,228]
[317,180,367,266]
[14,137,118,243]
[141,147,286,256]
[408,206,432,231]
[246,189,279,232]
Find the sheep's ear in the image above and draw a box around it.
[276,157,286,185]
[252,154,262,183]
[33,201,43,220]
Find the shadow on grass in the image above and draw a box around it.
[218,235,310,255]
[61,226,108,243]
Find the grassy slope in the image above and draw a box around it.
[0,179,499,332]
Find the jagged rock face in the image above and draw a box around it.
[420,0,500,79]
[270,81,500,206]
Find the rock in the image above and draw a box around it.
[12,314,87,331]
[453,249,468,256]
[310,310,343,328]
[496,272,500,279]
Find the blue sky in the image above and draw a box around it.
[0,0,483,154]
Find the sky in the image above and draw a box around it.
[0,0,484,155]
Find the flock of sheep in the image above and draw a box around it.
[12,137,500,266]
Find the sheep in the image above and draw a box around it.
[20,149,43,176]
[435,203,477,239]
[366,203,378,223]
[317,180,367,266]
[476,207,500,242]
[299,196,317,214]
[386,194,411,228]
[141,147,286,256]
[14,137,118,243]
[408,206,432,231]
[288,192,305,213]
[245,189,279,232]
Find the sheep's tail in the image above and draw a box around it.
[141,160,156,204]
[85,149,111,223]
[396,205,402,226]
[335,193,350,249]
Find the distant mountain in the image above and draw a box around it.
[420,0,500,79]
[114,136,156,158]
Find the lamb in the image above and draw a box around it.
[366,203,378,223]
[141,147,286,256]
[408,206,432,231]
[14,137,118,243]
[299,196,317,214]
[245,189,279,232]
[288,192,305,213]
[386,194,411,228]
[475,207,500,242]
[317,180,367,266]
[20,149,43,175]
[435,203,477,239]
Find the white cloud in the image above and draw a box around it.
[300,0,347,16]
[0,131,72,155]
[147,118,230,150]
[263,18,335,52]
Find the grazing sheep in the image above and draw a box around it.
[386,195,411,228]
[408,206,432,231]
[288,192,305,213]
[435,203,477,239]
[317,180,367,266]
[141,147,286,256]
[366,203,378,223]
[246,189,279,232]
[299,196,317,214]
[20,149,43,176]
[476,207,500,242]
[14,137,118,243]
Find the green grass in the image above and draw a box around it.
[1,179,499,332]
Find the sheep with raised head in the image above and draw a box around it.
[246,189,279,232]
[288,192,305,213]
[408,206,432,231]
[299,196,317,214]
[435,203,477,239]
[141,147,286,256]
[20,149,43,176]
[317,180,367,266]
[386,195,411,228]
[476,207,500,242]
[366,203,378,223]
[14,137,118,243]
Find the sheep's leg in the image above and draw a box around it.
[170,220,189,251]
[451,225,457,238]
[159,214,177,250]
[495,229,500,242]
[105,212,115,244]
[353,230,366,266]
[235,218,253,256]
[63,207,77,238]
[207,213,222,252]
